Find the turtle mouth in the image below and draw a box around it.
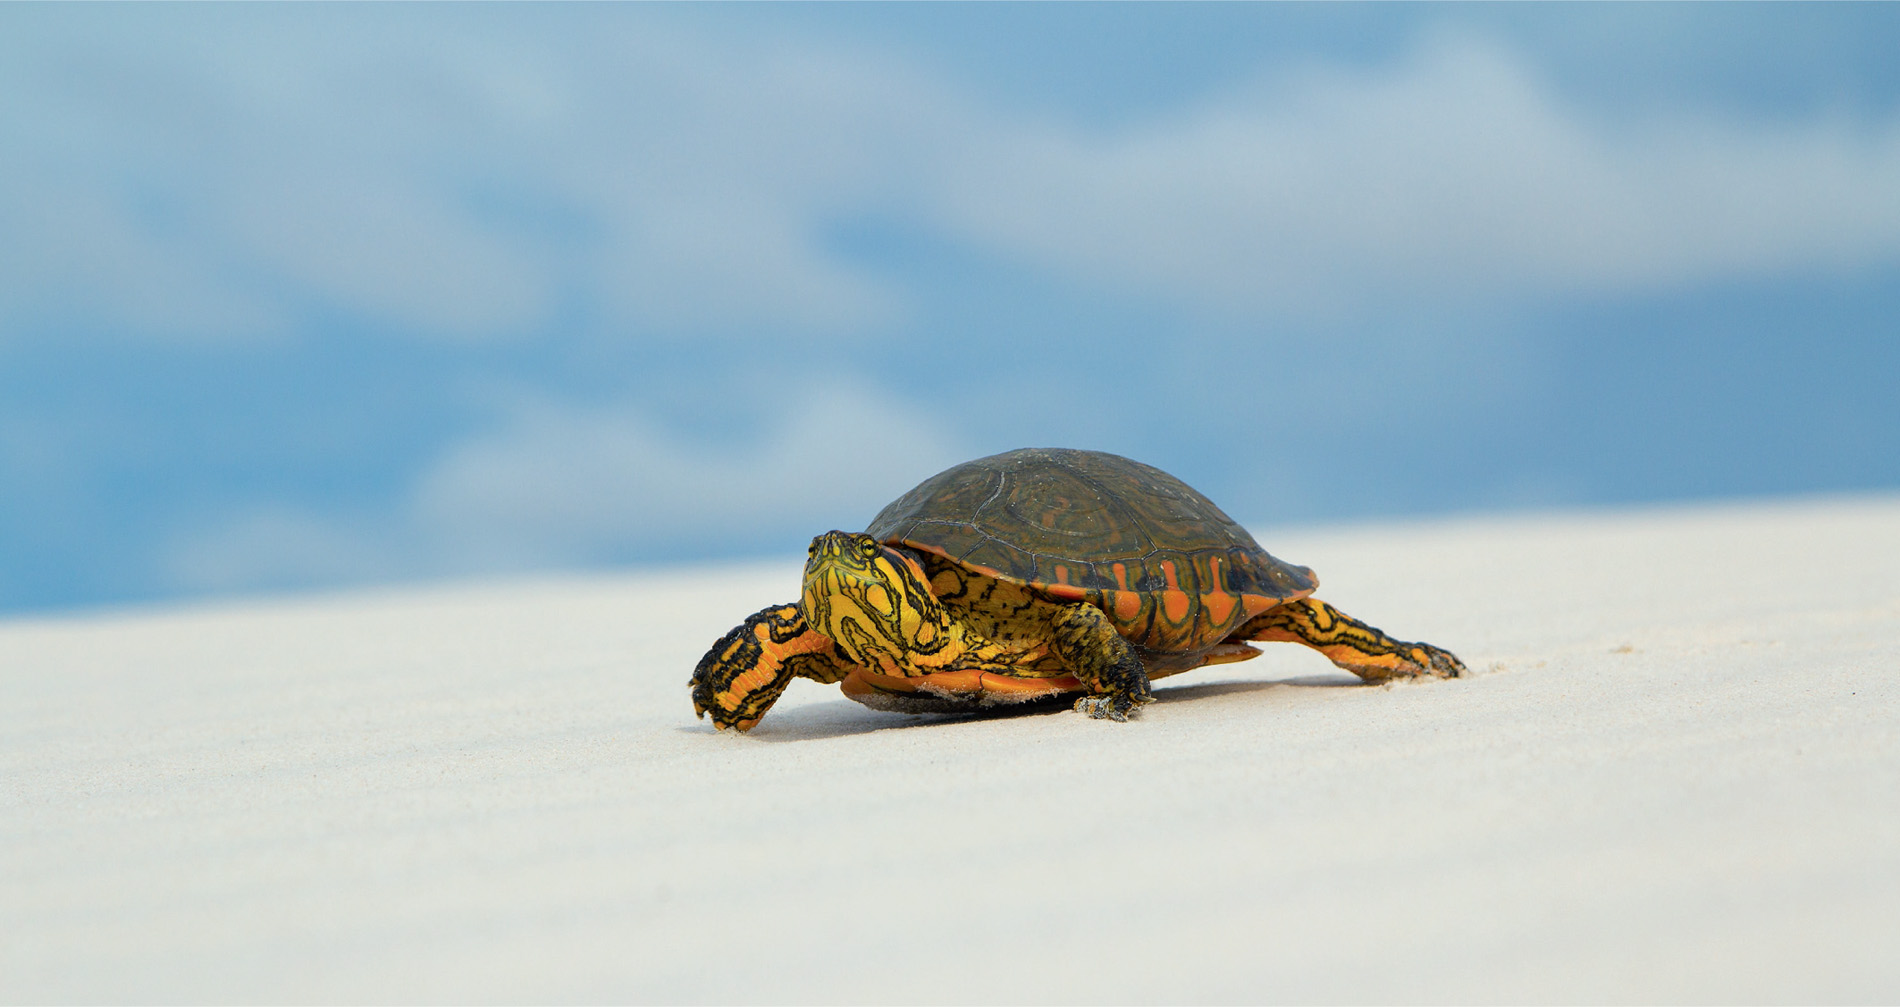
[806,529,880,565]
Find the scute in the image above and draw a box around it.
[866,448,1316,604]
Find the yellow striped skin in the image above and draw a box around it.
[692,531,1159,729]
[689,530,1464,731]
[1236,598,1466,680]
[798,532,1022,678]
[688,604,851,732]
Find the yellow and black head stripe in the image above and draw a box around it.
[801,531,965,672]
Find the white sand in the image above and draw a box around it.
[3,497,1897,1003]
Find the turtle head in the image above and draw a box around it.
[800,531,953,669]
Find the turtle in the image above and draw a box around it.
[690,448,1464,731]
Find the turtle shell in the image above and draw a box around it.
[866,448,1317,655]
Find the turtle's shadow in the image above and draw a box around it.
[690,673,1365,744]
[1155,674,1361,703]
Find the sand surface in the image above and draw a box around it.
[4,497,1898,1003]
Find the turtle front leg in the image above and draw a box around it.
[1237,598,1465,681]
[1050,603,1153,721]
[690,603,857,731]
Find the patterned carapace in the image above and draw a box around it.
[867,448,1317,655]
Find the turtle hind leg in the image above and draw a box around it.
[1237,598,1466,681]
[1049,602,1153,721]
[690,603,857,731]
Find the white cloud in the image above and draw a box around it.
[164,384,969,592]
[932,33,1900,318]
[410,386,965,566]
[8,14,1899,348]
[0,11,913,344]
[162,509,420,594]
[0,167,288,343]
[215,170,552,338]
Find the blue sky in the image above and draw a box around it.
[2,4,1898,615]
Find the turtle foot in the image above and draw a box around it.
[1337,642,1466,683]
[1363,644,1465,681]
[690,676,764,732]
[1415,644,1466,679]
[1073,693,1151,722]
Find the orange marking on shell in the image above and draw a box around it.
[1054,564,1071,585]
[1200,556,1237,627]
[897,542,1007,585]
[1042,583,1086,601]
[1111,563,1129,590]
[1156,561,1191,625]
[1113,590,1143,621]
[849,668,1009,694]
[887,547,929,585]
[916,670,986,692]
[848,668,921,693]
[1201,589,1236,628]
[1198,642,1261,667]
[978,673,1082,695]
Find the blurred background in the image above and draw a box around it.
[2,3,1897,616]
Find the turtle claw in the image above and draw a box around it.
[688,681,714,722]
[1074,693,1150,722]
[1431,648,1467,679]
[1413,644,1466,679]
[688,676,754,732]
